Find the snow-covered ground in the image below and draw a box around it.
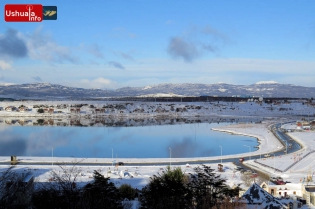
[244,125,315,185]
[0,100,315,207]
[0,100,314,119]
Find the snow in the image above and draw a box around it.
[244,125,315,186]
[142,85,152,90]
[0,99,313,119]
[137,93,185,97]
[0,162,239,190]
[256,81,279,85]
[0,100,314,207]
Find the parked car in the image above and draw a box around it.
[234,166,242,171]
[276,179,285,185]
[270,177,277,181]
[116,162,124,166]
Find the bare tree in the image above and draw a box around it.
[240,172,253,187]
[33,160,84,209]
[49,160,83,193]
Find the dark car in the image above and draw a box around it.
[116,162,124,166]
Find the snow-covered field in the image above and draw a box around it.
[0,100,314,119]
[0,100,315,207]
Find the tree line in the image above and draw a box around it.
[0,164,245,209]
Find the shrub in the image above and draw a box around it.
[119,184,135,200]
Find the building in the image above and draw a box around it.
[19,106,29,112]
[301,185,315,205]
[260,182,302,197]
[242,183,287,208]
[5,106,15,111]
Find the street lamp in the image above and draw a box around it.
[273,153,276,173]
[169,147,171,167]
[111,148,113,166]
[52,148,53,167]
[244,145,251,160]
[219,146,222,164]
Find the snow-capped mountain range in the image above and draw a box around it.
[0,82,314,99]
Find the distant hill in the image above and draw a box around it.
[0,82,314,99]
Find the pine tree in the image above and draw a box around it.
[82,170,123,209]
[139,166,192,209]
[188,165,242,209]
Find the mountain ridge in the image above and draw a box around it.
[0,82,314,98]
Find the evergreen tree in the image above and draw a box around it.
[139,166,192,209]
[119,184,135,200]
[188,165,242,209]
[82,170,123,209]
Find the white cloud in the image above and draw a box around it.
[0,82,14,86]
[0,60,12,70]
[79,77,119,89]
[21,27,79,63]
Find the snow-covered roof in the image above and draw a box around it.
[242,183,287,209]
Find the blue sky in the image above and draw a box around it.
[1,0,315,89]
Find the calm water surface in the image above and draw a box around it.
[0,123,258,158]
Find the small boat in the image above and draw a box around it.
[264,154,270,158]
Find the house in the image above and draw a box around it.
[48,108,54,114]
[94,108,105,114]
[70,108,80,114]
[19,106,29,112]
[301,185,315,205]
[261,182,302,197]
[5,106,15,111]
[296,121,311,130]
[5,119,12,125]
[242,183,287,208]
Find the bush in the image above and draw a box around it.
[37,108,44,113]
[139,166,192,209]
[119,184,135,200]
[37,119,44,124]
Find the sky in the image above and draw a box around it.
[0,0,315,89]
